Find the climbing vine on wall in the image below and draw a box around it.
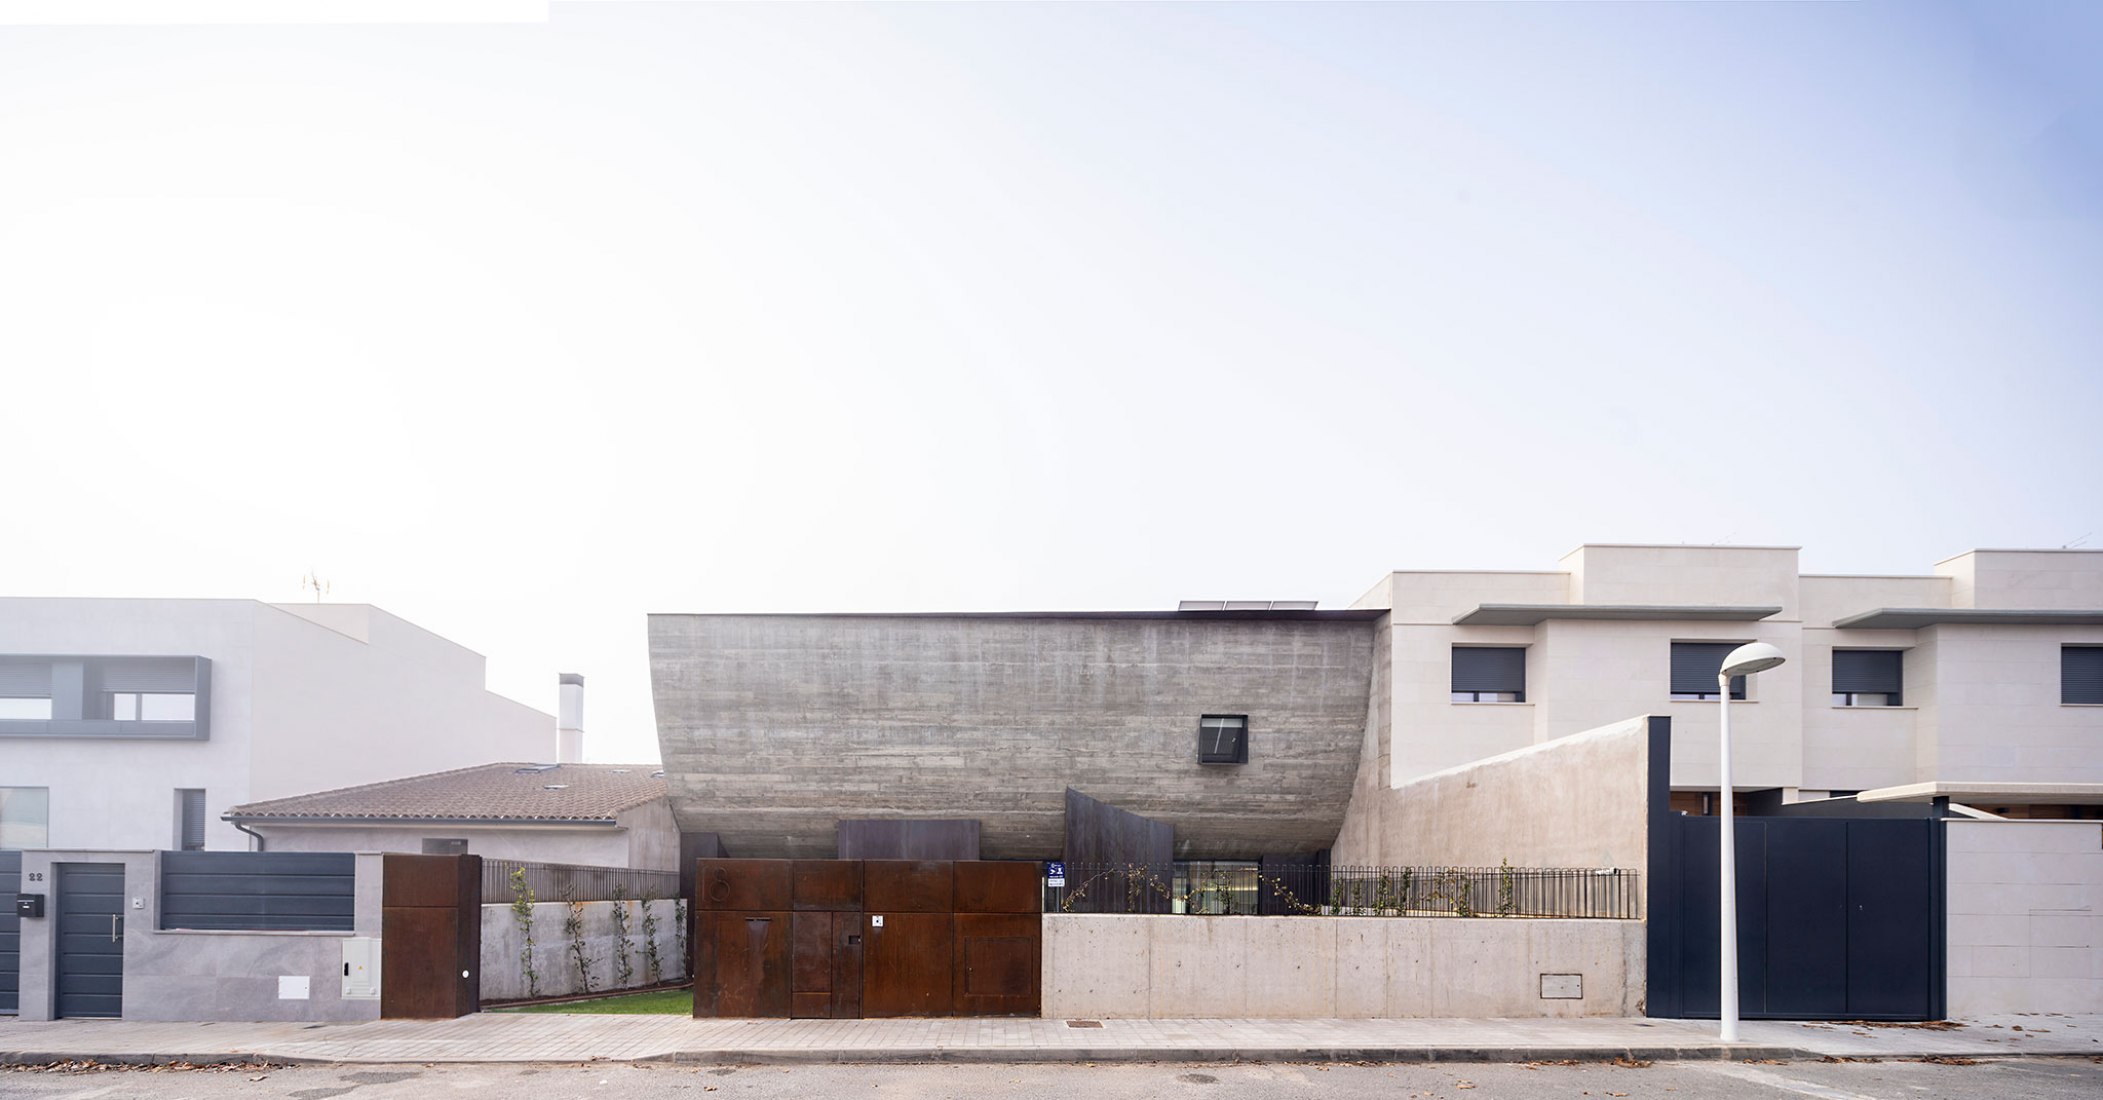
[509,867,540,999]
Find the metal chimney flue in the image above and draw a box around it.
[557,673,584,763]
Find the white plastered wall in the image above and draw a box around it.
[1946,820,2103,1015]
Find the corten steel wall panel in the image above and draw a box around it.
[954,861,1039,915]
[1062,790,1173,914]
[952,913,1040,1016]
[381,907,460,1019]
[831,913,864,1019]
[862,911,953,1017]
[696,859,792,912]
[650,614,1378,859]
[694,911,791,1018]
[792,861,864,912]
[383,854,464,909]
[865,861,953,914]
[792,911,833,993]
[837,820,982,861]
[792,992,832,1019]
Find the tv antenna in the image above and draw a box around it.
[2065,533,2092,549]
[301,571,331,603]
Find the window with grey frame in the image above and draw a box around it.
[1197,714,1248,764]
[1832,649,1903,706]
[2066,646,2103,705]
[1451,645,1526,702]
[1669,642,1747,700]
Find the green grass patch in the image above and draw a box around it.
[494,986,693,1015]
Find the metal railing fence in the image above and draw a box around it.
[481,859,680,905]
[1045,862,1639,919]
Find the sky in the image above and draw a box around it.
[1,1,2098,765]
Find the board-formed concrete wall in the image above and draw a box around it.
[1332,714,1654,875]
[650,613,1378,859]
[479,899,687,1002]
[13,849,384,1023]
[1042,914,1643,1018]
[1945,820,2103,1016]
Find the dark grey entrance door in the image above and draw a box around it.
[56,863,125,1019]
[0,850,20,1014]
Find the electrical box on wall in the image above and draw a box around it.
[341,937,381,1000]
[15,894,43,918]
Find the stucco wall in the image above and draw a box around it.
[651,613,1377,859]
[1042,914,1642,1018]
[1946,820,2103,1016]
[255,823,638,867]
[14,849,383,1023]
[1332,715,1652,876]
[479,899,687,1002]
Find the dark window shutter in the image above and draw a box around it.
[2066,647,2103,705]
[179,789,206,851]
[1670,642,1745,698]
[1452,647,1526,697]
[1833,649,1904,703]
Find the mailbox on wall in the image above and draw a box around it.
[15,893,43,918]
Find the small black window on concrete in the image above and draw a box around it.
[2065,646,2103,705]
[1197,715,1248,765]
[1671,642,1747,700]
[1833,649,1903,706]
[1452,646,1526,702]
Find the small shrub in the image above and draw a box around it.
[641,885,663,985]
[672,896,688,978]
[612,882,636,989]
[509,867,540,998]
[562,882,594,994]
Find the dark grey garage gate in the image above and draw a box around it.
[0,850,19,1014]
[56,862,127,1019]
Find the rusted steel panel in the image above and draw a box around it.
[864,860,953,914]
[861,911,953,1017]
[456,855,482,1010]
[380,906,459,1018]
[382,853,463,909]
[1061,790,1173,914]
[952,913,1041,1017]
[696,859,792,912]
[837,820,982,860]
[693,910,791,1018]
[792,860,864,912]
[954,861,1039,914]
[791,991,832,1019]
[831,912,864,1020]
[791,911,832,993]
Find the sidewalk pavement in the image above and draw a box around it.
[3,1012,2098,1067]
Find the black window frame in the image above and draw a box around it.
[2065,645,2103,706]
[1451,646,1527,703]
[1197,714,1249,765]
[1832,648,1904,707]
[1670,642,1748,701]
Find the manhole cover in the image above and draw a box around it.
[1066,1020,1104,1029]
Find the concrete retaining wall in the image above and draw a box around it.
[1946,819,2103,1015]
[1042,914,1643,1018]
[480,899,687,1002]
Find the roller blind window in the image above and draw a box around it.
[1671,642,1746,700]
[1833,649,1903,706]
[2066,647,2103,705]
[1451,647,1526,703]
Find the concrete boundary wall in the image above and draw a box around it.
[1042,914,1643,1019]
[1945,820,2103,1015]
[14,849,384,1023]
[479,900,687,1002]
[1333,715,1653,877]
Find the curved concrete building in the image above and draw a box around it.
[649,610,1379,860]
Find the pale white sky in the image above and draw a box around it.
[2,2,2098,765]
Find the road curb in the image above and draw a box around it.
[638,1044,1817,1066]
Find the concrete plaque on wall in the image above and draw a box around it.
[1539,973,1583,1000]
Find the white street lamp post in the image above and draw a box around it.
[1716,641,1785,1044]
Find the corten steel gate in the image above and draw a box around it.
[694,858,1040,1019]
[380,853,482,1019]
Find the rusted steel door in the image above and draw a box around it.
[953,914,1040,1016]
[861,911,953,1017]
[830,913,864,1019]
[790,911,832,1019]
[864,860,953,913]
[694,910,790,1017]
[792,860,863,912]
[955,860,1038,914]
[380,853,481,1018]
[697,859,791,913]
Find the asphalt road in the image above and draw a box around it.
[6,1057,2103,1100]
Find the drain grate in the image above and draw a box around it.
[1066,1020,1103,1029]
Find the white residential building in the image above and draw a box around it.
[1348,545,2103,813]
[0,599,555,852]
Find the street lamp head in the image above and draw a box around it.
[1720,641,1786,678]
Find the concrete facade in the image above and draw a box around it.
[1349,546,2103,800]
[1,599,554,852]
[479,898,688,1002]
[1040,914,1643,1019]
[650,612,1378,859]
[1945,820,2103,1016]
[13,849,384,1023]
